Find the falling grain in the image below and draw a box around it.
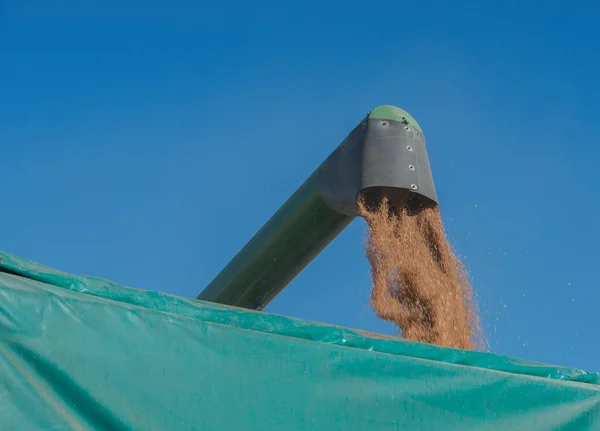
[358,189,483,350]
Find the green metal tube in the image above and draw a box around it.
[197,173,352,309]
[197,105,435,310]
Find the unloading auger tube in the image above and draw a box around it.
[197,105,438,310]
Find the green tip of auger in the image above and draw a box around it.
[369,105,423,134]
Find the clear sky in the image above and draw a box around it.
[2,1,599,372]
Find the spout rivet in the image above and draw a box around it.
[406,145,413,151]
[410,184,418,190]
[409,165,415,171]
[381,120,389,126]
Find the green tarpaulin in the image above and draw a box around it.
[1,251,599,430]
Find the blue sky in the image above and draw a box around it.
[1,1,599,372]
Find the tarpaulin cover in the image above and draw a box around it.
[1,251,599,430]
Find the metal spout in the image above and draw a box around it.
[197,105,437,310]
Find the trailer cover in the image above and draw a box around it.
[0,251,598,430]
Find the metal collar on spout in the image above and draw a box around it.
[317,105,437,216]
[197,105,438,310]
